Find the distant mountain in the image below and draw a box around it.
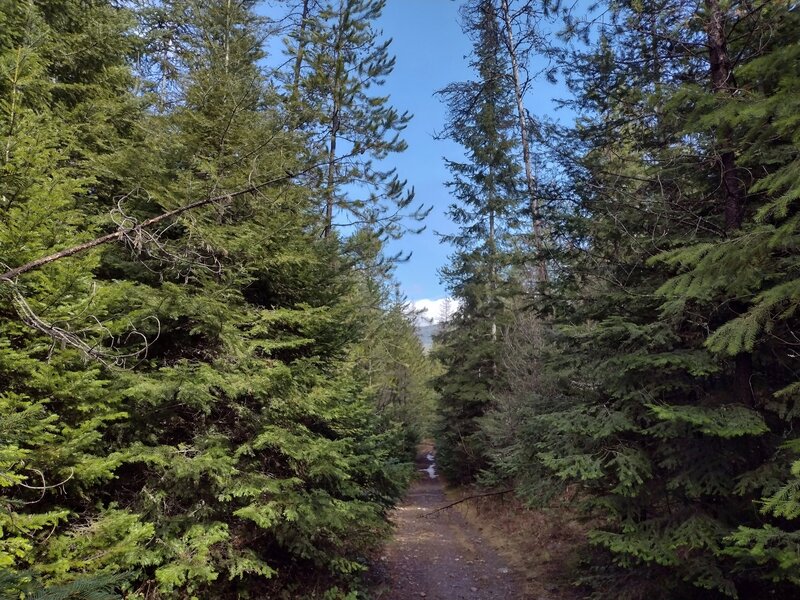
[416,322,441,350]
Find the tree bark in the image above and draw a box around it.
[499,0,547,285]
[705,0,752,404]
[324,1,347,238]
[489,206,497,344]
[706,0,746,231]
[324,108,339,237]
[290,0,310,105]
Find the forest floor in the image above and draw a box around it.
[369,442,585,600]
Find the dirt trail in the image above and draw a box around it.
[374,446,524,600]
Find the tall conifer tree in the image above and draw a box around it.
[434,0,525,483]
[522,0,800,596]
[0,0,155,594]
[282,0,428,243]
[1,2,426,597]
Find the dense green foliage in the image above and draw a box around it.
[6,0,800,597]
[0,1,435,598]
[435,0,800,598]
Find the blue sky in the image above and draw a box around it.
[376,0,469,303]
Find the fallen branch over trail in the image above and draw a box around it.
[419,488,514,518]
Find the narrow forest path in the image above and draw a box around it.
[373,445,524,599]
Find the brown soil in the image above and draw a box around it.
[448,487,585,600]
[372,444,525,600]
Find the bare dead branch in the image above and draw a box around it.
[0,468,75,506]
[419,488,514,518]
[4,282,161,367]
[0,169,305,282]
[0,163,335,365]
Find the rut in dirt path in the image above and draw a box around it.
[375,447,524,600]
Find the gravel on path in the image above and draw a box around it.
[375,448,524,600]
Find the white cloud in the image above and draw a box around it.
[411,297,461,325]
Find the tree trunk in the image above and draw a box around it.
[499,0,547,285]
[324,1,347,238]
[290,0,310,105]
[706,0,746,231]
[224,0,232,73]
[705,0,752,404]
[324,107,339,237]
[489,207,496,346]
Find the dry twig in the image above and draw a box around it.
[419,488,514,518]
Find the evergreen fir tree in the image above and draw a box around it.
[434,0,526,484]
[521,1,800,597]
[1,2,430,598]
[0,0,153,586]
[281,0,428,243]
[352,284,440,454]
